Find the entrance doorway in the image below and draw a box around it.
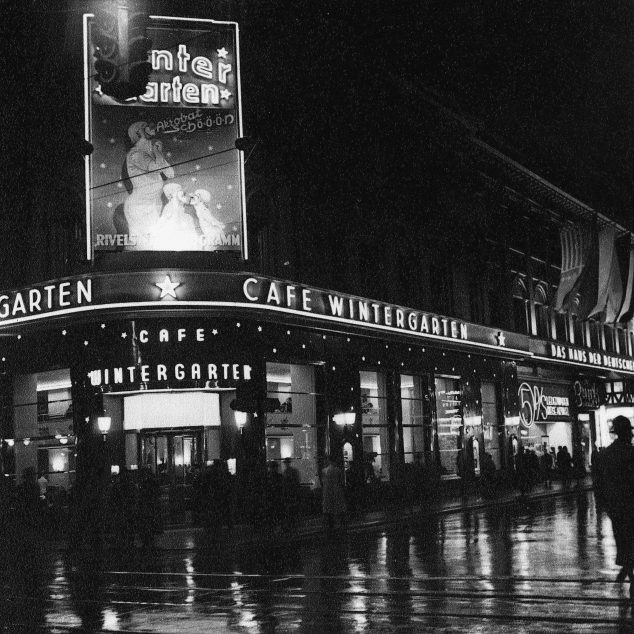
[140,431,202,487]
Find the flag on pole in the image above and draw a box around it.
[585,226,622,323]
[554,223,594,312]
[617,241,634,323]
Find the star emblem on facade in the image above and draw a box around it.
[155,275,180,299]
[496,331,506,347]
[217,47,229,59]
[212,329,218,335]
[220,89,232,100]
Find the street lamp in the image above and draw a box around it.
[333,411,356,426]
[234,410,248,431]
[97,416,111,440]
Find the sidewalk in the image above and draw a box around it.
[151,476,594,551]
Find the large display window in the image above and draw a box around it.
[435,375,463,477]
[265,362,318,487]
[360,370,390,482]
[400,374,428,463]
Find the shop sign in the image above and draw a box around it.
[518,381,572,427]
[572,378,603,409]
[550,343,634,373]
[88,361,252,389]
[0,272,529,356]
[84,15,245,258]
[0,279,92,319]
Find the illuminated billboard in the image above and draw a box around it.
[83,14,246,257]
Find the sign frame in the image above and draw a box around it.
[83,13,247,261]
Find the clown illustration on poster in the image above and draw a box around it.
[85,16,244,255]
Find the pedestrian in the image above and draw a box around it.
[15,467,40,531]
[539,448,553,488]
[558,446,573,488]
[594,416,634,590]
[321,454,346,533]
[480,452,496,498]
[137,467,160,548]
[281,457,301,533]
[266,461,284,534]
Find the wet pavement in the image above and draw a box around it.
[1,489,633,633]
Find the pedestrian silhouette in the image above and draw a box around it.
[594,415,634,594]
[137,467,160,548]
[321,454,346,533]
[281,457,301,533]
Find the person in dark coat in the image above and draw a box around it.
[594,416,634,587]
[321,454,346,532]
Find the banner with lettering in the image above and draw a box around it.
[84,15,244,256]
[518,381,572,427]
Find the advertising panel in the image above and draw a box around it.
[84,15,245,257]
[518,381,572,428]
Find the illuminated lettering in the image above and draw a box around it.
[157,365,167,381]
[12,294,26,315]
[177,329,186,341]
[159,329,169,342]
[244,278,259,301]
[396,310,404,328]
[175,364,185,380]
[286,285,296,307]
[359,301,370,322]
[432,318,440,335]
[192,364,201,380]
[218,62,232,83]
[196,329,205,341]
[420,316,429,333]
[267,283,281,305]
[0,296,8,318]
[407,312,417,330]
[328,295,344,316]
[302,289,312,311]
[58,282,71,307]
[29,289,41,313]
[139,330,148,343]
[192,56,213,79]
[384,307,393,326]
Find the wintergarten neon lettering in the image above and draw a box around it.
[0,280,92,319]
[140,44,232,106]
[242,277,469,341]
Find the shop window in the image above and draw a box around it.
[400,374,429,464]
[360,369,390,482]
[434,375,463,477]
[481,382,501,469]
[266,362,318,487]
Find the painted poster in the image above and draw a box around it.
[84,15,245,256]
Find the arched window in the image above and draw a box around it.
[534,283,551,339]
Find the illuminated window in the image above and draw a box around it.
[360,370,390,481]
[400,374,431,464]
[434,375,463,477]
[265,362,318,486]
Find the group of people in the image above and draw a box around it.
[515,444,575,495]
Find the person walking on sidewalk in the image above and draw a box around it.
[321,454,346,533]
[594,415,634,590]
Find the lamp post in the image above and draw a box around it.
[97,416,111,440]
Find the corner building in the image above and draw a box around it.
[0,268,527,519]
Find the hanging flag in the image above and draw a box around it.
[617,240,634,323]
[603,232,626,324]
[585,226,622,322]
[554,223,593,311]
[575,226,600,320]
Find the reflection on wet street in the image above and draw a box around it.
[1,491,632,632]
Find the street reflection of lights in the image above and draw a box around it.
[102,608,119,630]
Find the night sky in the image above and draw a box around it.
[1,0,633,283]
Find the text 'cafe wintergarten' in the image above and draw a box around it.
[0,269,632,514]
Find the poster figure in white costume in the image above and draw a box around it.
[153,182,200,251]
[124,121,174,249]
[190,189,226,250]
